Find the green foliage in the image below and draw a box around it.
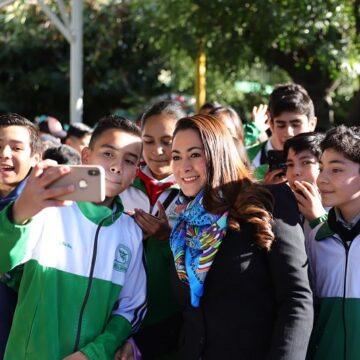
[1,0,360,126]
[130,0,360,126]
[0,0,168,125]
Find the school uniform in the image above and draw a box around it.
[0,199,146,359]
[247,139,274,180]
[0,179,28,359]
[307,208,360,360]
[120,167,182,358]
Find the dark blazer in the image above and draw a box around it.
[171,184,314,360]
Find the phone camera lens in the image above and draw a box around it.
[88,169,99,176]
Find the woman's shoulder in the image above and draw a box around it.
[263,183,300,225]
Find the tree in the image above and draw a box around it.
[131,0,357,129]
[0,0,168,125]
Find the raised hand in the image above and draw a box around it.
[293,180,326,222]
[251,104,270,132]
[12,160,75,224]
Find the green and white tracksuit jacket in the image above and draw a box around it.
[306,221,360,360]
[0,199,147,360]
[247,139,274,180]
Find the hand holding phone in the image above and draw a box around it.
[12,160,75,224]
[46,165,105,202]
[293,181,326,221]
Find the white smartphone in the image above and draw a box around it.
[47,165,106,202]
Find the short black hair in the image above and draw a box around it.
[43,144,81,165]
[89,115,141,148]
[284,132,325,160]
[65,123,93,140]
[141,100,186,129]
[0,113,42,155]
[321,125,360,164]
[268,83,315,121]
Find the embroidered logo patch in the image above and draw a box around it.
[113,245,132,272]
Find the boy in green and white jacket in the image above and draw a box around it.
[307,125,360,360]
[0,115,147,360]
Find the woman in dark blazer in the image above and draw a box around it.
[169,114,313,360]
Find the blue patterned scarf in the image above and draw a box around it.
[170,190,228,307]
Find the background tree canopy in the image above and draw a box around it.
[0,0,359,128]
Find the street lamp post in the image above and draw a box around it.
[0,0,83,124]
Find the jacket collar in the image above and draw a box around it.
[77,196,124,226]
[315,221,335,241]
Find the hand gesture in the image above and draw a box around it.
[12,160,75,224]
[63,351,88,360]
[114,341,135,360]
[251,104,269,132]
[263,168,287,185]
[134,201,171,241]
[293,181,326,222]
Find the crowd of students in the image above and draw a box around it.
[0,82,359,360]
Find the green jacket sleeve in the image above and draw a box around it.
[0,203,31,273]
[80,315,131,360]
[244,123,260,147]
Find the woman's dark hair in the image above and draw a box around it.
[174,114,274,250]
[283,132,325,160]
[141,100,186,130]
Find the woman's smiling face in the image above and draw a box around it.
[171,128,207,197]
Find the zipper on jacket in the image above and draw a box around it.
[73,217,108,352]
[341,240,352,360]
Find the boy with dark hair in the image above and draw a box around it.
[307,125,360,360]
[0,113,41,359]
[64,123,93,154]
[43,144,81,165]
[283,132,327,239]
[0,115,146,360]
[247,83,317,181]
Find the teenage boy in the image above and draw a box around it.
[0,113,42,359]
[0,115,147,360]
[247,83,317,181]
[306,125,360,360]
[283,132,327,240]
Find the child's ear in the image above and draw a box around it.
[309,116,317,131]
[31,152,41,166]
[81,146,90,164]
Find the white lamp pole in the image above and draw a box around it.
[0,0,83,124]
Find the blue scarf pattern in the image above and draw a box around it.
[170,190,228,307]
